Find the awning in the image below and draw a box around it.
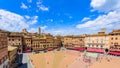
[87,48,104,53]
[47,48,53,51]
[67,47,85,51]
[108,51,120,56]
[23,49,31,53]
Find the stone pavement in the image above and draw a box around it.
[19,53,33,68]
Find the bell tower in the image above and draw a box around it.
[38,27,41,35]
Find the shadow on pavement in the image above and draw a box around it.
[16,54,23,63]
[19,63,28,68]
[19,54,23,63]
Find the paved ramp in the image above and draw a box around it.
[20,53,33,68]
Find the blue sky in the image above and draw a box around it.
[0,0,120,35]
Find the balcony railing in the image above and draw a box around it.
[87,43,105,45]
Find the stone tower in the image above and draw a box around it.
[38,27,41,35]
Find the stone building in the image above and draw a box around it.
[85,29,109,49]
[8,46,18,68]
[84,29,109,53]
[23,35,32,50]
[72,36,85,47]
[32,38,47,51]
[63,36,73,48]
[31,33,62,51]
[63,35,85,48]
[54,36,63,47]
[109,29,120,51]
[0,30,9,68]
[7,32,23,53]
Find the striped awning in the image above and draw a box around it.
[87,48,104,53]
[108,51,120,56]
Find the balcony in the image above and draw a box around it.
[87,43,105,45]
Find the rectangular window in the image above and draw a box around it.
[0,59,1,65]
[12,39,14,41]
[9,39,11,41]
[96,45,98,47]
[111,38,113,40]
[92,45,94,47]
[19,39,20,41]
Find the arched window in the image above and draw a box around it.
[115,37,118,40]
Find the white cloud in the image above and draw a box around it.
[28,16,38,25]
[39,5,49,11]
[45,29,65,36]
[21,0,49,12]
[0,9,84,35]
[76,11,120,31]
[24,15,38,25]
[25,15,30,19]
[41,26,47,30]
[50,30,65,35]
[21,2,28,9]
[81,17,91,22]
[46,19,53,23]
[91,0,120,12]
[36,1,49,11]
[28,28,38,33]
[76,0,120,34]
[91,0,106,8]
[28,25,48,33]
[45,28,85,36]
[0,9,38,32]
